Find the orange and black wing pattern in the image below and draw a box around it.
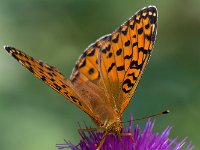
[3,46,93,116]
[3,6,158,125]
[117,6,158,113]
[70,6,158,113]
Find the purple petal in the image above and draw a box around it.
[57,115,194,150]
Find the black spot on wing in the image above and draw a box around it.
[130,60,143,70]
[70,96,82,106]
[12,54,20,61]
[124,54,132,59]
[122,78,134,93]
[61,84,67,88]
[132,35,136,38]
[107,52,113,58]
[28,66,34,73]
[138,47,150,54]
[112,34,119,43]
[138,27,143,35]
[116,49,122,56]
[145,34,151,41]
[145,23,150,29]
[39,68,44,73]
[123,79,134,87]
[25,60,31,66]
[102,45,111,54]
[121,27,128,35]
[117,65,125,71]
[132,42,138,48]
[48,72,53,77]
[108,63,116,73]
[79,59,86,68]
[122,87,131,93]
[50,78,55,82]
[148,7,157,24]
[88,68,94,75]
[54,83,61,91]
[127,72,138,81]
[87,49,95,56]
[41,75,46,81]
[39,61,44,67]
[70,96,78,102]
[125,40,130,47]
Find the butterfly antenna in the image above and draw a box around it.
[122,109,170,124]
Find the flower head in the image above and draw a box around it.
[57,116,194,150]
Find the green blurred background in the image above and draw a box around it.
[0,0,199,149]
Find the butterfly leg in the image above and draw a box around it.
[117,132,134,150]
[120,132,135,150]
[118,136,126,150]
[96,131,107,150]
[78,128,97,140]
[120,132,134,143]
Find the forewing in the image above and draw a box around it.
[98,6,158,113]
[70,36,117,124]
[70,6,158,114]
[119,6,158,113]
[3,46,94,117]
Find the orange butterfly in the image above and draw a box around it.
[4,6,157,149]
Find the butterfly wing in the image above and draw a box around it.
[117,6,158,113]
[3,46,95,118]
[4,6,157,127]
[70,36,117,125]
[70,6,158,114]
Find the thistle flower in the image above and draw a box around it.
[57,116,194,150]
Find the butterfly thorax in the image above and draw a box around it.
[95,108,122,135]
[104,119,122,135]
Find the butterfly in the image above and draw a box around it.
[3,5,157,149]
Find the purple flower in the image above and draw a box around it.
[56,116,194,150]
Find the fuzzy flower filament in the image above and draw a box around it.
[57,117,194,150]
